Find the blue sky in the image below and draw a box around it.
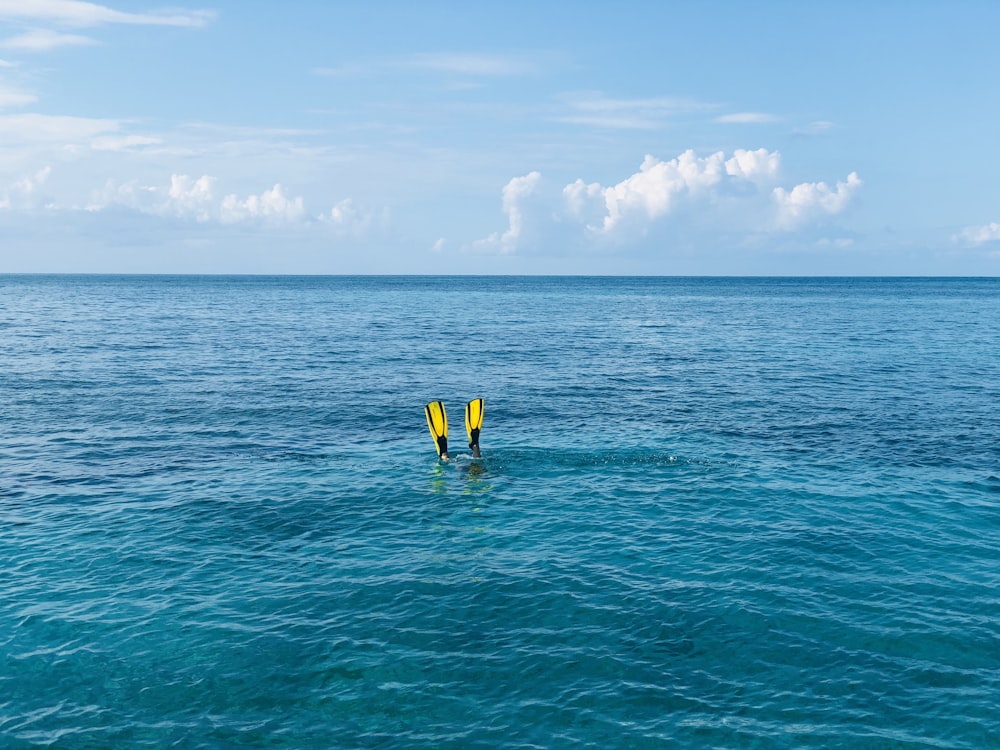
[1,0,999,275]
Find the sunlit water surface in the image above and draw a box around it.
[2,276,998,748]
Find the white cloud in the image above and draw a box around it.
[408,52,536,76]
[578,148,781,234]
[715,112,780,124]
[956,222,1000,245]
[311,63,369,78]
[472,149,862,254]
[0,113,164,154]
[220,183,306,225]
[314,52,538,80]
[86,179,146,213]
[554,92,713,130]
[772,172,862,229]
[562,178,604,226]
[0,85,37,108]
[321,197,382,236]
[793,121,836,136]
[0,164,51,209]
[86,173,214,220]
[815,237,855,250]
[471,171,541,254]
[600,152,709,231]
[0,28,97,51]
[0,0,214,28]
[86,174,309,226]
[327,198,359,225]
[166,174,214,221]
[722,148,781,183]
[0,112,120,144]
[89,134,162,151]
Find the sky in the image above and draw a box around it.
[1,0,999,275]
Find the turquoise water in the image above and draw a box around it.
[2,275,999,748]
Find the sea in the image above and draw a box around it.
[2,275,998,749]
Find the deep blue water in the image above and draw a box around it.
[2,275,999,748]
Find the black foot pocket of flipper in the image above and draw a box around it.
[425,401,449,458]
[465,399,483,456]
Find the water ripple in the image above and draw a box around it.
[2,276,999,748]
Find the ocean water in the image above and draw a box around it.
[2,275,999,749]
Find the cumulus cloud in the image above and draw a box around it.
[471,171,542,254]
[772,172,862,229]
[471,148,862,254]
[0,1,215,28]
[328,199,354,224]
[220,183,305,224]
[165,174,214,221]
[86,173,212,220]
[725,148,782,181]
[0,165,52,209]
[87,174,309,226]
[956,222,1000,245]
[562,178,604,226]
[6,166,371,233]
[320,197,384,236]
[571,148,781,234]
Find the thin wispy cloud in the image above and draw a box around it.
[313,52,540,79]
[0,112,121,144]
[0,85,37,108]
[408,52,537,76]
[793,121,836,136]
[180,122,325,139]
[0,0,215,28]
[311,63,369,78]
[1,28,98,51]
[715,112,780,124]
[90,134,162,151]
[553,92,714,130]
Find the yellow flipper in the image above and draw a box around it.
[425,401,449,457]
[465,398,484,451]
